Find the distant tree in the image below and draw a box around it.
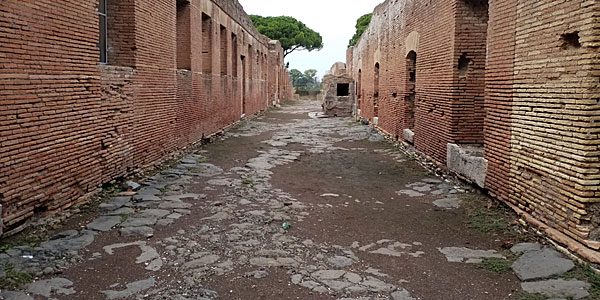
[348,13,372,47]
[249,15,323,58]
[304,69,318,83]
[289,69,306,87]
[289,68,322,92]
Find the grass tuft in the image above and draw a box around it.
[242,179,255,185]
[477,257,513,273]
[461,194,517,236]
[511,292,545,300]
[557,264,600,299]
[0,264,34,290]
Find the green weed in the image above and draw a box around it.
[476,253,516,273]
[462,194,515,235]
[0,264,34,290]
[511,292,545,300]
[242,179,256,185]
[557,264,600,299]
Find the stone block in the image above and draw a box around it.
[447,144,487,188]
[403,129,414,144]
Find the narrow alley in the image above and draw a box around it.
[1,100,589,300]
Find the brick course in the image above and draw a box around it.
[0,0,292,233]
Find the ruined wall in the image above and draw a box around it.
[348,0,462,163]
[504,0,600,249]
[0,0,292,233]
[0,0,104,229]
[322,63,355,117]
[452,0,488,145]
[348,0,600,258]
[483,0,517,204]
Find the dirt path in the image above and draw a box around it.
[1,100,527,300]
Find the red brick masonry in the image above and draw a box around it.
[0,0,292,232]
[347,0,600,260]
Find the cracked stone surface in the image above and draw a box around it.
[102,278,156,299]
[26,278,75,297]
[521,279,590,299]
[511,248,575,281]
[438,247,505,264]
[0,101,585,299]
[86,216,123,232]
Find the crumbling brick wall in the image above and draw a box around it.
[0,0,292,233]
[322,62,355,117]
[348,0,461,163]
[483,0,517,205]
[348,0,600,259]
[503,0,600,250]
[452,0,488,145]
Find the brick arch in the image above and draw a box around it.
[404,31,419,57]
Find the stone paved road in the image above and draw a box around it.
[0,100,590,300]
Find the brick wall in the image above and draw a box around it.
[348,0,600,258]
[348,0,464,164]
[506,0,600,249]
[0,0,292,233]
[452,0,488,145]
[484,0,517,204]
[0,0,102,229]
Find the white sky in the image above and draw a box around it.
[238,0,383,79]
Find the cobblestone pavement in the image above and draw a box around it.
[0,101,591,300]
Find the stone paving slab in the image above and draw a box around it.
[511,248,575,281]
[521,279,590,299]
[438,247,505,264]
[86,216,122,232]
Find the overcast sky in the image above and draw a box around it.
[238,0,383,79]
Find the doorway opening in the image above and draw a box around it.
[374,62,380,118]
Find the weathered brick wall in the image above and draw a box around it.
[452,0,488,145]
[505,0,600,249]
[0,0,102,229]
[107,0,136,67]
[99,66,136,183]
[348,0,465,163]
[348,0,600,258]
[0,0,292,233]
[483,0,517,203]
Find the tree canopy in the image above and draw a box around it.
[289,69,322,92]
[348,13,372,47]
[249,15,323,58]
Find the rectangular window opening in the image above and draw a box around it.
[256,50,260,80]
[231,33,238,77]
[202,13,213,74]
[176,1,191,70]
[248,45,253,79]
[220,25,227,75]
[98,0,107,64]
[337,83,350,96]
